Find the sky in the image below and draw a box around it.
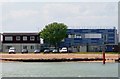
[0,0,119,33]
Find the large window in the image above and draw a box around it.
[85,34,101,38]
[16,36,20,41]
[30,45,34,49]
[30,36,35,41]
[5,36,13,41]
[23,36,27,41]
[23,46,27,49]
[6,46,12,49]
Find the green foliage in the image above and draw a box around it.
[39,22,67,47]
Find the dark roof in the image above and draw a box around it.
[2,32,39,35]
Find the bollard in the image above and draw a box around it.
[103,52,105,64]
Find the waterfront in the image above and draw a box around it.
[1,62,118,77]
[1,53,118,62]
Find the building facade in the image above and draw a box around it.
[2,33,40,53]
[60,28,118,52]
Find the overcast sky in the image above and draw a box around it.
[0,0,119,32]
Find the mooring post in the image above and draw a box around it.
[103,51,105,64]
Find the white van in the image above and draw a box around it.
[8,47,16,54]
[60,47,68,53]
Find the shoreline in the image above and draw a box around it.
[0,53,119,63]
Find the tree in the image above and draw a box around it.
[39,22,67,49]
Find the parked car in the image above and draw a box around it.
[68,49,73,53]
[59,47,68,53]
[49,49,53,52]
[34,49,40,53]
[9,47,16,54]
[21,49,28,54]
[44,49,50,53]
[52,49,58,53]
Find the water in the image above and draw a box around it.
[1,62,119,77]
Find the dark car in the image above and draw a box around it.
[44,49,50,53]
[68,49,72,53]
[21,49,28,54]
[34,49,40,53]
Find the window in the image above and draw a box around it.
[16,36,20,41]
[108,38,114,40]
[108,30,114,32]
[6,46,12,49]
[5,36,13,41]
[108,34,114,37]
[71,34,75,38]
[82,30,89,33]
[76,35,81,38]
[23,46,27,49]
[103,34,107,42]
[68,34,71,38]
[30,36,35,41]
[68,34,75,38]
[23,36,27,41]
[30,46,34,49]
[85,34,101,38]
[37,36,40,41]
[108,41,114,43]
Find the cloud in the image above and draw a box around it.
[39,3,117,27]
[2,2,118,32]
[43,3,117,16]
[7,10,39,19]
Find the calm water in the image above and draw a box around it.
[1,62,119,77]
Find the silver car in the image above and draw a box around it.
[34,49,40,53]
[44,49,50,53]
[52,49,58,53]
[21,49,28,54]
